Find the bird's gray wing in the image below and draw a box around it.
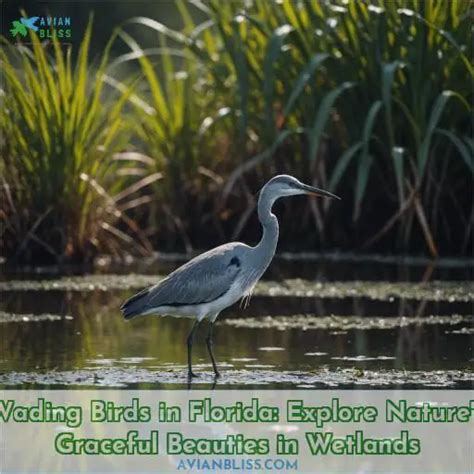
[144,243,244,309]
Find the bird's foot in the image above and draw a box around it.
[188,371,198,378]
[213,370,221,379]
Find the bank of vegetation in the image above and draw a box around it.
[1,0,471,263]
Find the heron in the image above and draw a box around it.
[120,175,340,378]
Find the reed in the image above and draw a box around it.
[123,0,471,255]
[0,21,156,262]
[1,1,471,262]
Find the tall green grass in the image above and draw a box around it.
[122,0,471,255]
[110,25,232,251]
[0,22,156,262]
[1,1,471,262]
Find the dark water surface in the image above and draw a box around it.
[1,255,472,389]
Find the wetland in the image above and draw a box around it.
[1,254,472,389]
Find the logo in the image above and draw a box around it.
[10,17,39,37]
[10,16,72,39]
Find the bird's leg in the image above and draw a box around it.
[206,321,220,378]
[187,320,199,378]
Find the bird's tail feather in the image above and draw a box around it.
[120,287,150,320]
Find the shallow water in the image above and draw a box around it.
[0,255,472,389]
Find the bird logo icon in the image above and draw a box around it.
[10,17,40,37]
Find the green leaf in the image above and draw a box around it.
[283,53,329,118]
[328,141,363,192]
[417,91,467,178]
[436,129,474,173]
[354,100,383,220]
[231,19,250,139]
[125,16,188,45]
[118,30,169,134]
[263,24,293,138]
[392,146,405,206]
[308,82,355,162]
[381,61,405,146]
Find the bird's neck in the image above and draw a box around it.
[253,187,280,272]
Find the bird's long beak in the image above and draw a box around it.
[299,183,341,200]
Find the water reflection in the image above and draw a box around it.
[0,258,472,388]
[0,291,472,385]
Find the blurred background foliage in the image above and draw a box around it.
[0,0,472,263]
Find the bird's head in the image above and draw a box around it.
[265,175,340,200]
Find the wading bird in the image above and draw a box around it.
[121,175,339,378]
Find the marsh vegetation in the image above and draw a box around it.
[1,0,471,262]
